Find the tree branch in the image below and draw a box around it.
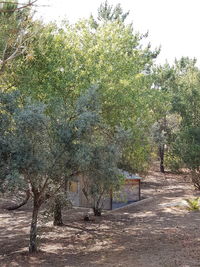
[0,0,38,12]
[6,189,31,210]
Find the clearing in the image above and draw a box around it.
[0,164,200,267]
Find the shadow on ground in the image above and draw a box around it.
[1,166,200,267]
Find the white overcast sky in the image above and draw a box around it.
[35,0,200,66]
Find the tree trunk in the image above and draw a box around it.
[29,200,40,253]
[53,197,63,226]
[7,189,31,211]
[93,194,103,216]
[93,207,102,216]
[159,144,165,173]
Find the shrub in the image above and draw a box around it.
[185,197,200,211]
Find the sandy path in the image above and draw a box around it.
[0,166,200,267]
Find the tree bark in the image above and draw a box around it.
[53,197,63,226]
[7,189,31,211]
[159,144,165,173]
[93,193,103,216]
[29,200,40,253]
[93,207,102,216]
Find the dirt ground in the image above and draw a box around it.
[0,164,200,267]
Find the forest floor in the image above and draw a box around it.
[0,163,200,267]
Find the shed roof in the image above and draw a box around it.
[120,170,143,180]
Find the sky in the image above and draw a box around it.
[35,0,200,66]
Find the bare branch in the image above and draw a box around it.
[4,47,20,63]
[6,189,31,210]
[0,26,29,73]
[0,0,38,12]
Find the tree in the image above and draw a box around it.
[0,91,21,191]
[82,127,127,216]
[97,1,129,22]
[170,57,200,187]
[0,0,36,70]
[89,1,130,29]
[150,63,178,172]
[0,0,37,13]
[89,0,129,29]
[0,93,69,252]
[171,57,200,127]
[174,127,200,189]
[15,15,159,173]
[1,86,125,251]
[0,0,36,93]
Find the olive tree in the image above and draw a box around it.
[1,86,125,251]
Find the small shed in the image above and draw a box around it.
[111,171,142,210]
[67,171,143,210]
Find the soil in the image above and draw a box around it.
[0,164,200,267]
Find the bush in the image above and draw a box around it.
[165,153,183,173]
[185,197,200,211]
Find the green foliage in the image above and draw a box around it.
[97,1,129,23]
[175,128,200,168]
[165,153,183,173]
[2,0,200,249]
[166,58,200,187]
[14,15,159,173]
[120,134,151,174]
[0,0,18,16]
[149,63,179,172]
[185,197,200,211]
[0,85,126,203]
[171,59,200,128]
[83,141,124,213]
[0,90,21,191]
[41,192,72,223]
[0,86,126,249]
[89,1,130,29]
[0,0,33,94]
[150,58,200,176]
[172,127,200,189]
